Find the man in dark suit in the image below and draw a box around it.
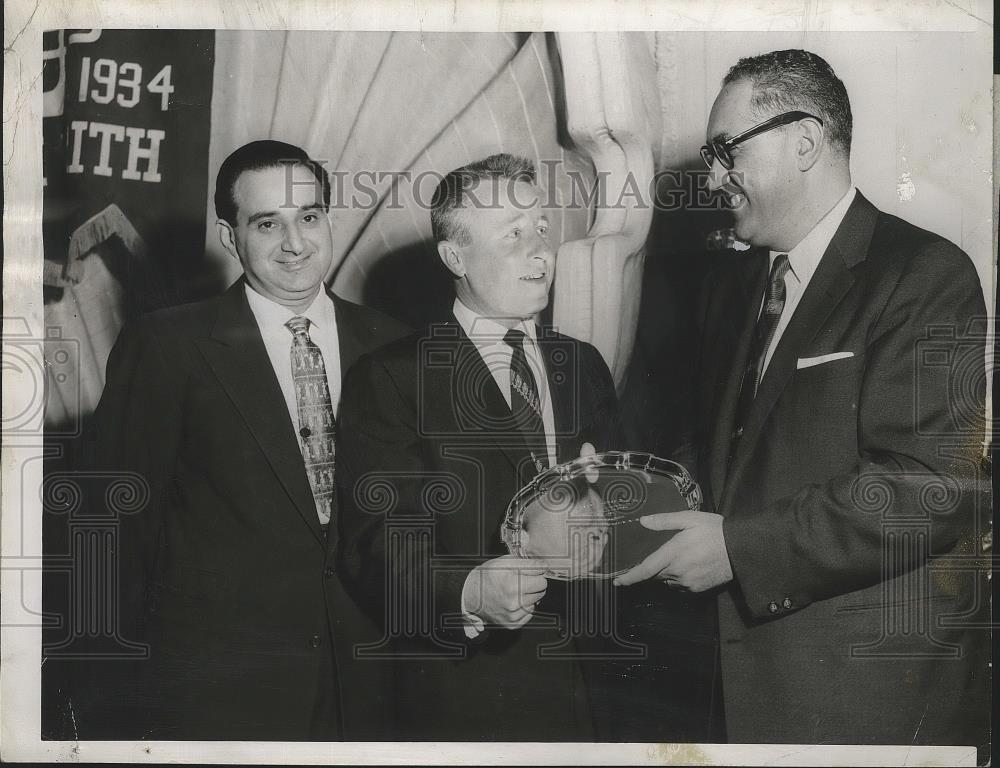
[617,50,989,751]
[336,154,620,740]
[77,140,409,740]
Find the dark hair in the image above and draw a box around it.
[723,49,852,155]
[214,140,331,225]
[431,153,536,244]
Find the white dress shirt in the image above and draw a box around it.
[761,186,857,376]
[452,298,558,468]
[244,284,343,430]
[453,298,558,636]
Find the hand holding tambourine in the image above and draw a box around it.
[501,450,703,580]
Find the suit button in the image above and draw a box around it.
[767,601,779,614]
[782,597,793,610]
[324,566,335,578]
[310,634,322,648]
[300,427,312,439]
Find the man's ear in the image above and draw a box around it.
[217,219,240,261]
[437,240,465,278]
[796,117,826,171]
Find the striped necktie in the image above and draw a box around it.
[503,328,548,471]
[286,315,336,529]
[729,253,791,462]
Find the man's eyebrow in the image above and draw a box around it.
[709,131,731,144]
[246,210,279,224]
[498,208,528,225]
[246,203,325,224]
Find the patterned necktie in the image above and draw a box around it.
[286,316,336,529]
[730,253,791,461]
[503,328,548,471]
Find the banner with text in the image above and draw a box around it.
[40,29,214,433]
[42,29,215,311]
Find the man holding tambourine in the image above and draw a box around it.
[337,154,625,741]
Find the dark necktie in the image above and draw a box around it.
[730,253,791,461]
[286,316,336,529]
[503,328,548,471]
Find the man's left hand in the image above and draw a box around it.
[613,511,733,591]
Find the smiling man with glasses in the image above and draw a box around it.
[616,49,988,754]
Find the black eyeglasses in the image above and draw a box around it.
[700,110,823,170]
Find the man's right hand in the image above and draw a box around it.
[462,554,548,629]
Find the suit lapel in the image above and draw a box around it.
[331,292,365,379]
[449,321,536,477]
[536,330,574,463]
[709,251,768,502]
[720,193,878,511]
[196,280,325,545]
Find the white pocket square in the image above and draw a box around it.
[797,352,855,369]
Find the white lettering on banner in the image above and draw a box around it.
[122,127,165,182]
[146,65,175,111]
[43,31,67,120]
[67,30,102,45]
[77,55,91,104]
[89,58,118,105]
[65,120,166,183]
[117,63,142,109]
[51,46,178,184]
[42,30,102,119]
[67,120,88,173]
[88,122,126,177]
[78,58,174,112]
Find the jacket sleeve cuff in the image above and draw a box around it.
[723,512,811,621]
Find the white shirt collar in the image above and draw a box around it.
[452,297,537,347]
[244,283,335,332]
[771,186,857,280]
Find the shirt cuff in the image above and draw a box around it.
[460,569,486,639]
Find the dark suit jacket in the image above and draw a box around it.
[693,192,989,747]
[77,279,409,740]
[336,319,620,740]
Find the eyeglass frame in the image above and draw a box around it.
[700,110,824,171]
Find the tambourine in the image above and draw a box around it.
[500,451,702,580]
